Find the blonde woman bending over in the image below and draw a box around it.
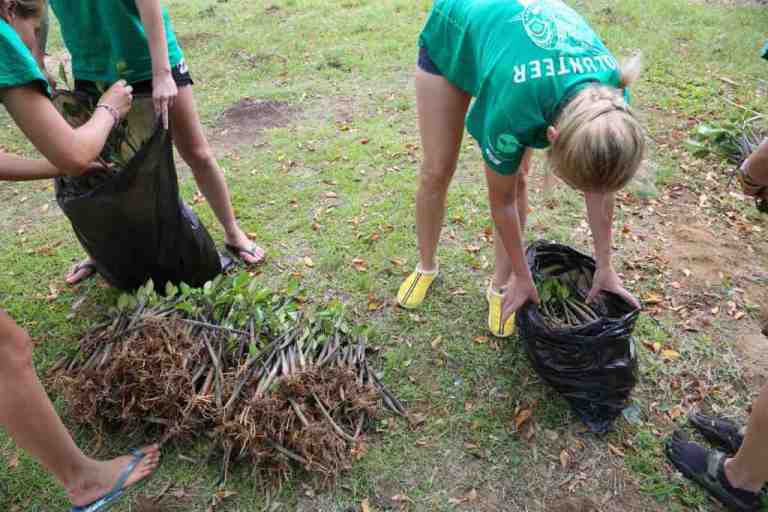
[397,0,644,337]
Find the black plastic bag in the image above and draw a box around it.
[53,92,222,291]
[517,241,640,434]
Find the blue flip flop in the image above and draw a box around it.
[70,448,147,512]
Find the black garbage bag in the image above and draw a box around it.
[53,92,222,291]
[517,241,640,434]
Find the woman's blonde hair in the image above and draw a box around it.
[549,54,645,193]
[0,0,44,21]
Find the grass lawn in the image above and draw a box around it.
[1,0,768,510]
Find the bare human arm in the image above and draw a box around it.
[584,191,640,307]
[0,81,133,176]
[485,165,540,321]
[0,153,59,180]
[135,0,176,129]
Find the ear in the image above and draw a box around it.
[2,0,17,22]
[547,126,559,144]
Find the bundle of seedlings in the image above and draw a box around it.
[685,118,768,212]
[217,316,404,483]
[48,273,404,481]
[536,276,601,329]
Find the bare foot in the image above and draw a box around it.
[66,259,97,286]
[67,444,161,507]
[225,231,265,265]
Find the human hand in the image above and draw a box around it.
[45,70,58,91]
[152,71,177,130]
[83,160,114,175]
[502,273,540,322]
[588,265,640,309]
[98,80,134,119]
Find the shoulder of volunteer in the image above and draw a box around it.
[481,127,526,176]
[0,20,50,97]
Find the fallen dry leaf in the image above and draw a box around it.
[408,413,427,428]
[323,191,338,199]
[449,489,478,505]
[361,498,371,512]
[514,408,533,430]
[303,256,315,268]
[352,257,368,272]
[430,336,443,349]
[608,442,625,458]
[46,284,60,301]
[661,349,681,361]
[560,449,571,469]
[8,452,19,470]
[643,293,664,305]
[473,335,488,345]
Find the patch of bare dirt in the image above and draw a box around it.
[212,98,300,150]
[666,224,741,285]
[177,32,214,50]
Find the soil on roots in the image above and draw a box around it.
[219,367,379,485]
[49,320,213,440]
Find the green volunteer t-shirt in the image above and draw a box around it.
[50,0,184,84]
[419,0,625,175]
[0,20,50,97]
[762,40,768,60]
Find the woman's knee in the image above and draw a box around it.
[419,159,457,191]
[179,142,216,171]
[0,324,34,373]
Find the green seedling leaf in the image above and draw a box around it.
[682,139,710,158]
[165,282,179,297]
[115,60,128,78]
[57,62,71,90]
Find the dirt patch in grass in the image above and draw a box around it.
[212,98,300,150]
[666,224,740,284]
[177,32,214,50]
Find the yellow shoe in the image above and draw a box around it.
[486,285,515,338]
[397,266,438,309]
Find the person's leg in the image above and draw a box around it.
[0,310,160,506]
[170,86,264,264]
[414,68,471,272]
[491,149,532,289]
[396,66,470,309]
[725,382,768,492]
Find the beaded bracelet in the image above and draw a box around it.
[95,103,121,127]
